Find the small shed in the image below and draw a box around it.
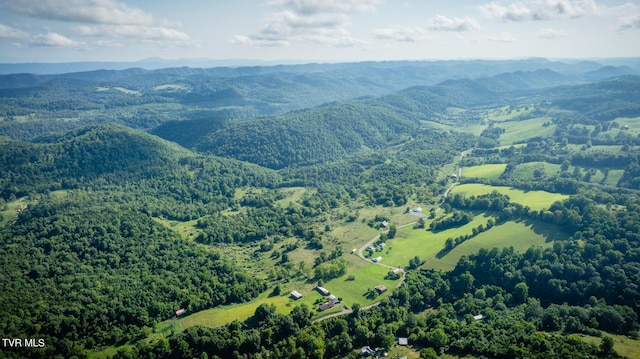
[372,256,382,263]
[375,285,387,293]
[175,309,186,317]
[290,291,303,300]
[473,314,484,321]
[316,286,330,295]
[381,220,389,227]
[398,337,408,346]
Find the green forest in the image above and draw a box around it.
[1,59,640,358]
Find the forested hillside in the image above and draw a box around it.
[2,59,640,359]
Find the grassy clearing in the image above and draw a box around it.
[498,117,554,145]
[463,164,507,180]
[0,197,33,226]
[580,333,640,359]
[511,162,562,180]
[605,169,625,186]
[275,187,307,207]
[156,291,292,333]
[486,105,535,122]
[451,183,568,211]
[382,214,495,268]
[426,219,563,271]
[154,84,187,91]
[325,264,401,307]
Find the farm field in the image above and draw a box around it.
[511,161,562,180]
[463,164,507,180]
[382,214,495,268]
[425,219,564,271]
[580,334,640,359]
[450,183,568,211]
[497,117,554,145]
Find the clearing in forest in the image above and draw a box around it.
[450,183,568,211]
[425,219,566,271]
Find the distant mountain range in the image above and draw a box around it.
[1,57,639,76]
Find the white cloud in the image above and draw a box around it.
[30,32,78,47]
[373,26,429,42]
[481,0,598,22]
[74,24,198,47]
[0,23,29,40]
[373,27,429,42]
[234,0,381,47]
[428,15,481,32]
[488,31,518,42]
[266,0,382,15]
[619,14,640,31]
[0,0,153,25]
[536,28,568,38]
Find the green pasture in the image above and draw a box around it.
[425,219,564,271]
[463,164,507,180]
[450,183,568,211]
[382,214,495,268]
[325,263,401,307]
[497,117,554,145]
[511,162,562,180]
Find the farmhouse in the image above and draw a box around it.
[290,291,303,300]
[318,301,335,311]
[316,286,330,295]
[375,285,387,293]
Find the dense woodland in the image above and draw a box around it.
[1,59,640,358]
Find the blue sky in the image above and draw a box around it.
[0,0,638,63]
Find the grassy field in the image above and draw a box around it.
[463,164,507,180]
[325,263,401,307]
[511,161,562,180]
[382,214,495,268]
[426,219,564,271]
[486,105,535,122]
[155,291,293,333]
[580,333,640,359]
[498,117,555,145]
[450,183,568,211]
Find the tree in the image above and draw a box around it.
[388,224,397,239]
[599,336,615,356]
[513,282,529,304]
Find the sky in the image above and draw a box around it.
[0,0,639,63]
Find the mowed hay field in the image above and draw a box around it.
[498,117,554,145]
[450,183,568,211]
[425,219,566,271]
[463,164,507,180]
[382,214,496,268]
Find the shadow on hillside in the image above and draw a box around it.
[517,218,570,242]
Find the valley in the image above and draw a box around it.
[1,59,640,358]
